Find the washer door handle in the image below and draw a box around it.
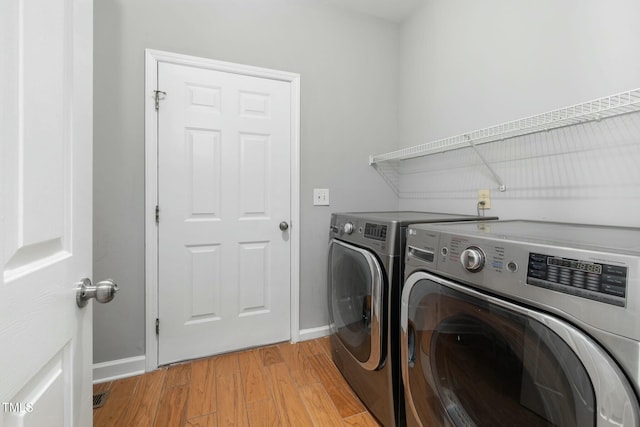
[362,296,372,330]
[407,321,416,368]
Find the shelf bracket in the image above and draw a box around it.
[466,135,507,192]
[371,162,400,197]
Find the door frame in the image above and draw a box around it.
[144,49,301,371]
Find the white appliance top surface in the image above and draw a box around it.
[411,220,640,254]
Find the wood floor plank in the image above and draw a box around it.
[165,362,191,388]
[121,368,167,426]
[342,412,381,426]
[109,375,140,400]
[238,349,270,403]
[215,353,239,377]
[299,382,344,427]
[187,358,217,419]
[93,381,111,394]
[154,384,189,427]
[307,353,365,418]
[316,336,332,356]
[266,363,314,427]
[246,398,280,427]
[259,345,284,367]
[186,413,217,427]
[277,342,319,387]
[216,372,249,427]
[93,376,141,427]
[93,393,133,427]
[299,338,328,357]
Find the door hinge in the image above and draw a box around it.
[155,318,159,335]
[155,205,159,224]
[154,90,166,111]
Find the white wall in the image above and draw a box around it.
[93,0,399,364]
[396,0,640,226]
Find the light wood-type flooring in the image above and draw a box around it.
[93,336,381,426]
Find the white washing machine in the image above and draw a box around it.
[401,220,640,426]
[328,211,496,426]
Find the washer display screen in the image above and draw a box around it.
[364,223,387,241]
[527,253,627,307]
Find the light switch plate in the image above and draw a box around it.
[313,188,330,206]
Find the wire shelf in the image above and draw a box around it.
[369,88,640,165]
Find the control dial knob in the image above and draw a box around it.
[343,222,355,235]
[460,246,485,272]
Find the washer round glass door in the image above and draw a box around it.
[401,272,639,427]
[328,239,384,370]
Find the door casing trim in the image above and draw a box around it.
[144,49,301,371]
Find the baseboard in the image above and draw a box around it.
[93,355,146,384]
[298,325,330,341]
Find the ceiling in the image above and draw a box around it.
[327,0,424,23]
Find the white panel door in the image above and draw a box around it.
[157,62,291,364]
[0,0,93,425]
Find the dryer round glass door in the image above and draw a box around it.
[401,272,640,427]
[328,239,384,370]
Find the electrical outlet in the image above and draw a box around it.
[478,189,491,209]
[313,188,330,206]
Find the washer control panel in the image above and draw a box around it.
[460,246,486,272]
[405,222,633,309]
[364,222,388,241]
[343,222,355,235]
[527,253,627,307]
[330,215,397,256]
[404,220,640,347]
